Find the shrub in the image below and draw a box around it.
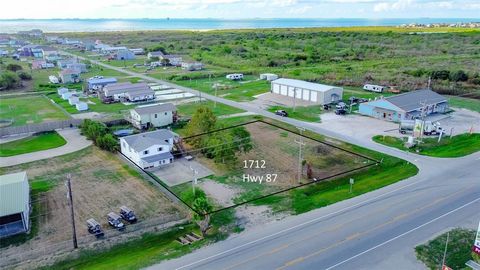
[18,71,32,80]
[449,70,468,82]
[6,63,22,72]
[431,70,450,80]
[0,71,21,90]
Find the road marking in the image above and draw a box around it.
[325,196,480,270]
[171,177,432,270]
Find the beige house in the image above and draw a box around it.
[128,103,177,129]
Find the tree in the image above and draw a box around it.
[0,71,21,90]
[18,71,32,80]
[6,63,22,72]
[449,70,468,82]
[96,134,118,152]
[204,131,237,165]
[231,127,253,153]
[185,107,217,147]
[192,195,213,237]
[160,58,170,66]
[430,70,450,80]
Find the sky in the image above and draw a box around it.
[0,0,478,19]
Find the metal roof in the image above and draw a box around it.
[385,89,447,112]
[272,78,341,92]
[88,77,118,84]
[104,82,152,96]
[122,129,176,152]
[133,103,176,115]
[142,152,174,163]
[0,172,29,217]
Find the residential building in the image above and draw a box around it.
[114,49,135,60]
[0,172,30,238]
[358,89,449,122]
[147,51,164,59]
[127,103,177,129]
[181,62,204,71]
[161,54,182,66]
[271,78,343,105]
[87,77,118,91]
[57,58,78,69]
[59,69,81,84]
[103,82,155,102]
[120,129,178,169]
[130,48,145,55]
[66,63,87,73]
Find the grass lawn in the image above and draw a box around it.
[373,133,480,157]
[0,95,70,126]
[415,228,477,270]
[0,131,67,157]
[172,75,270,102]
[268,105,322,122]
[447,96,480,113]
[177,100,244,117]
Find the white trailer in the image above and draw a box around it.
[363,84,387,93]
[399,120,443,135]
[226,73,244,80]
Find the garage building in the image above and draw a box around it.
[0,172,30,238]
[358,89,448,122]
[271,78,343,105]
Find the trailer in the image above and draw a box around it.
[107,212,125,231]
[226,73,244,80]
[399,120,443,135]
[86,218,104,238]
[363,84,387,93]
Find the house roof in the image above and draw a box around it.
[87,77,118,84]
[122,130,176,152]
[133,103,176,115]
[142,152,174,164]
[126,88,155,98]
[162,54,181,59]
[104,82,151,96]
[385,89,447,112]
[60,69,80,75]
[0,172,29,217]
[272,78,341,92]
[149,51,164,57]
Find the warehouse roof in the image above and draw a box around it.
[104,82,152,96]
[133,103,176,115]
[87,77,117,85]
[272,78,341,92]
[0,172,29,217]
[385,89,447,112]
[122,130,177,152]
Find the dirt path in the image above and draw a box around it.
[0,128,92,167]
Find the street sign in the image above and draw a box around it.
[349,178,354,185]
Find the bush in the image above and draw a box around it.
[0,71,21,90]
[449,70,468,82]
[431,70,450,80]
[18,71,32,80]
[80,119,118,152]
[6,63,22,72]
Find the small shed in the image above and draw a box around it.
[75,102,88,111]
[0,172,30,238]
[68,95,80,105]
[260,73,279,81]
[57,87,69,95]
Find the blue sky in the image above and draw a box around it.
[0,0,478,19]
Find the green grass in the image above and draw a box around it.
[172,76,270,102]
[415,228,477,270]
[0,131,67,157]
[268,105,322,122]
[177,100,244,117]
[448,96,480,113]
[0,95,70,126]
[373,133,480,157]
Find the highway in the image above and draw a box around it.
[64,52,480,269]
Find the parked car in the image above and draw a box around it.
[335,108,347,115]
[120,206,137,223]
[86,218,104,238]
[335,102,347,109]
[275,110,288,117]
[323,104,331,110]
[107,212,125,231]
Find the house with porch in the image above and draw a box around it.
[120,130,178,169]
[127,103,177,129]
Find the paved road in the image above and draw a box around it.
[0,128,92,167]
[65,52,480,269]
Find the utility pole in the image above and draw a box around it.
[418,100,427,143]
[214,84,218,108]
[294,138,306,184]
[66,174,78,249]
[441,231,450,269]
[427,76,432,90]
[293,88,297,112]
[190,166,198,196]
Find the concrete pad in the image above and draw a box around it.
[150,158,213,187]
[252,92,318,108]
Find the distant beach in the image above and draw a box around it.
[0,18,477,33]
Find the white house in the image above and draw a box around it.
[181,62,204,71]
[271,78,343,105]
[75,102,89,111]
[128,103,177,129]
[120,130,178,169]
[0,172,30,238]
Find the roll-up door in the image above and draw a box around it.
[310,91,318,102]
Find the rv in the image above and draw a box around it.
[399,120,443,135]
[363,84,387,93]
[226,73,244,80]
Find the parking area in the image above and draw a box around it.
[150,157,213,187]
[249,92,317,109]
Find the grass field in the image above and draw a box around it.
[373,133,480,157]
[267,105,322,122]
[0,131,67,157]
[0,95,70,126]
[177,100,244,117]
[448,96,480,113]
[172,76,270,102]
[415,228,477,270]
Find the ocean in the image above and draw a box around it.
[0,18,477,33]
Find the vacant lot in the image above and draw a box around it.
[0,147,185,262]
[0,95,70,126]
[0,131,66,157]
[170,121,372,211]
